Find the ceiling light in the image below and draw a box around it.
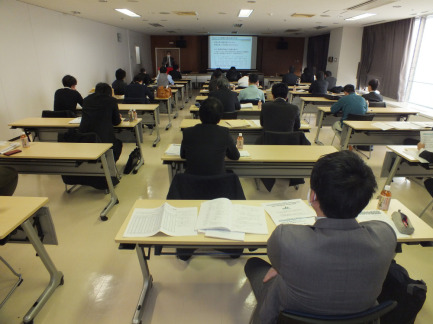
[115,9,141,17]
[345,13,376,21]
[238,9,253,18]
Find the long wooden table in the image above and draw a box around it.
[115,198,433,324]
[0,142,119,220]
[314,107,418,145]
[340,121,428,150]
[299,96,338,116]
[174,79,192,100]
[180,119,310,144]
[162,144,336,182]
[189,104,262,119]
[0,196,63,323]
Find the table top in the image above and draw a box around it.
[195,95,208,101]
[318,106,417,114]
[9,117,142,128]
[0,196,49,239]
[117,104,159,111]
[114,199,433,245]
[161,144,337,163]
[0,142,112,160]
[189,104,260,112]
[180,119,310,131]
[300,97,338,103]
[386,145,428,163]
[344,120,431,131]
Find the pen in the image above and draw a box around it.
[401,214,408,227]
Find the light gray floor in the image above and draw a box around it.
[1,92,433,324]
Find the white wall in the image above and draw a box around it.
[0,0,152,140]
[326,27,363,87]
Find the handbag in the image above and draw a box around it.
[157,86,172,99]
[124,147,141,174]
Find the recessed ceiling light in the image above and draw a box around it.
[345,13,376,21]
[238,9,253,18]
[115,9,141,17]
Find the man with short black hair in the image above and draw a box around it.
[282,66,298,86]
[324,71,337,91]
[362,79,384,102]
[54,75,83,114]
[260,83,300,132]
[238,74,265,103]
[331,84,368,132]
[112,68,127,95]
[169,64,182,81]
[124,74,154,104]
[209,78,240,113]
[244,150,396,324]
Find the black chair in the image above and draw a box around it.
[166,172,246,260]
[277,300,397,324]
[420,178,433,218]
[368,102,387,108]
[41,110,76,118]
[259,131,311,192]
[240,99,259,105]
[222,111,238,119]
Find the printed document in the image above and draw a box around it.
[124,203,197,237]
[357,210,410,239]
[68,117,82,124]
[263,199,316,226]
[420,131,433,152]
[165,144,181,155]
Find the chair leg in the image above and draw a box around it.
[331,134,336,145]
[254,178,260,191]
[0,256,23,309]
[420,200,433,218]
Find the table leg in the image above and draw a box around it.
[314,110,325,145]
[152,108,161,147]
[21,219,63,324]
[383,155,402,191]
[180,87,185,109]
[340,125,353,150]
[131,245,153,324]
[300,100,306,116]
[100,153,119,221]
[165,99,172,130]
[133,124,144,173]
[172,95,179,119]
[289,92,293,104]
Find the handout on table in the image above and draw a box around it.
[356,209,410,239]
[165,144,181,155]
[68,117,82,124]
[262,199,317,226]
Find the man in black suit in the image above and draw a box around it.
[124,74,154,104]
[169,64,182,81]
[325,71,337,91]
[161,51,175,68]
[79,83,122,161]
[362,79,384,102]
[209,78,240,113]
[181,97,240,175]
[226,66,241,82]
[308,71,328,96]
[54,75,83,114]
[111,68,127,95]
[260,83,300,132]
[137,68,152,85]
[282,66,299,86]
[209,69,224,92]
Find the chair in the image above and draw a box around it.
[277,300,397,324]
[41,110,76,118]
[259,131,310,192]
[222,111,238,119]
[240,99,259,105]
[368,102,386,108]
[420,178,433,218]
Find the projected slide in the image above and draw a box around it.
[209,36,257,69]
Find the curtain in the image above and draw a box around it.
[307,34,330,73]
[358,19,415,101]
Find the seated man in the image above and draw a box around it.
[308,71,328,96]
[245,150,396,324]
[282,66,298,86]
[237,73,249,88]
[208,78,240,113]
[156,66,174,87]
[111,68,127,95]
[181,97,240,175]
[238,74,265,103]
[209,69,223,92]
[325,71,337,91]
[300,67,314,83]
[362,79,384,102]
[80,83,122,161]
[226,66,241,82]
[169,64,182,81]
[124,74,154,104]
[331,84,368,132]
[137,68,153,85]
[54,75,83,114]
[260,82,300,132]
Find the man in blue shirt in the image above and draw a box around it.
[238,73,265,103]
[331,84,367,133]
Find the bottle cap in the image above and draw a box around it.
[384,185,391,191]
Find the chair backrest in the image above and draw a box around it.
[58,129,101,143]
[368,102,386,108]
[347,113,375,122]
[167,173,245,200]
[0,166,18,196]
[42,110,76,118]
[263,131,311,146]
[278,300,397,324]
[240,99,259,105]
[222,111,238,120]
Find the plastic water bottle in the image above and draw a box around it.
[133,109,137,120]
[236,133,244,150]
[258,100,262,110]
[377,185,392,211]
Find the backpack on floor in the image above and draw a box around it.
[377,260,427,324]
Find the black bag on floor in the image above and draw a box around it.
[124,147,141,174]
[377,260,427,324]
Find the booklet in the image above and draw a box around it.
[165,144,181,155]
[123,203,198,237]
[240,103,253,109]
[196,198,268,234]
[262,199,317,226]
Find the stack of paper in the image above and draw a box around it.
[250,120,261,127]
[0,142,20,154]
[165,144,181,155]
[372,122,394,130]
[263,199,317,226]
[356,210,410,239]
[240,103,253,109]
[224,120,251,128]
[239,151,250,157]
[68,117,82,124]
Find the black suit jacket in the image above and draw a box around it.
[208,78,219,92]
[301,72,314,83]
[209,89,240,112]
[362,91,383,102]
[326,76,337,90]
[282,73,298,86]
[169,70,182,81]
[260,98,301,132]
[309,80,329,95]
[226,70,241,82]
[79,93,121,144]
[162,56,175,67]
[181,124,240,175]
[54,88,83,113]
[124,82,154,104]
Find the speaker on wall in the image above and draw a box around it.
[176,39,187,48]
[277,41,288,50]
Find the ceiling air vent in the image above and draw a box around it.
[285,29,300,33]
[314,26,327,30]
[233,24,243,28]
[149,23,164,27]
[173,11,198,16]
[291,13,315,18]
[346,0,396,10]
